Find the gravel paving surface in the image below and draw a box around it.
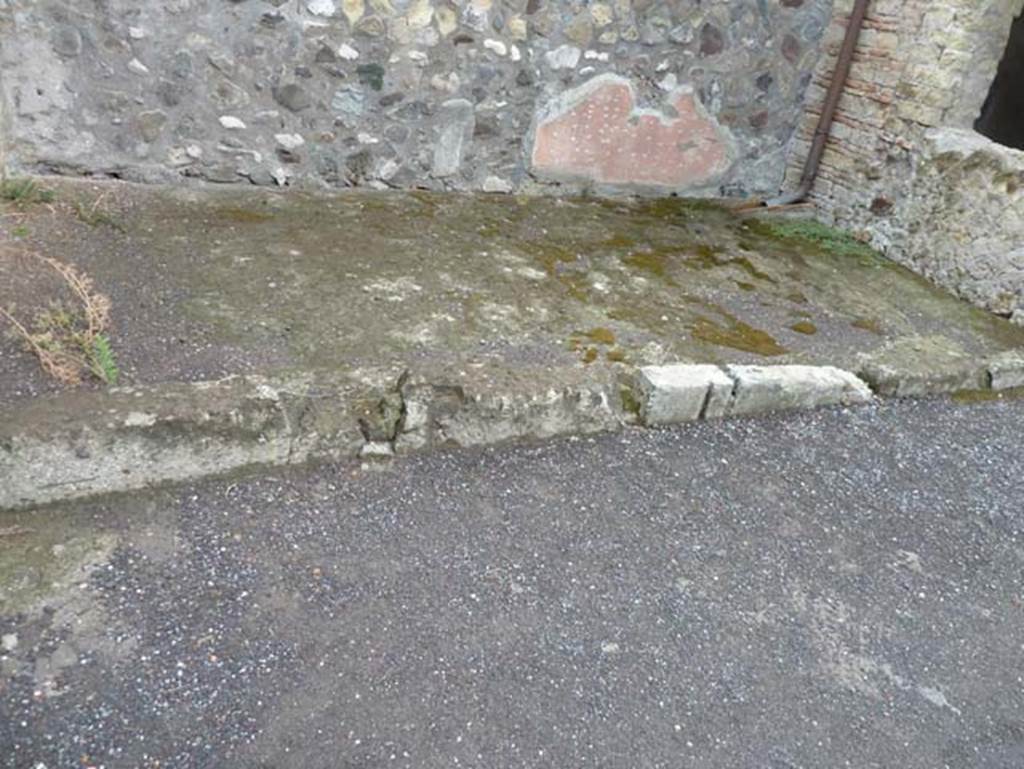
[2,396,1024,768]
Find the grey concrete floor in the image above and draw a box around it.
[2,395,1024,768]
[4,177,1023,408]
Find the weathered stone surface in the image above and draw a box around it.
[272,83,312,113]
[530,74,735,191]
[989,349,1024,391]
[135,110,167,143]
[639,363,875,425]
[0,374,368,511]
[2,174,1021,509]
[726,365,873,416]
[395,365,629,454]
[856,336,989,398]
[636,364,733,425]
[896,130,1024,321]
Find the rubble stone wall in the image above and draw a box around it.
[0,0,836,196]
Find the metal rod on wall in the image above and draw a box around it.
[765,0,871,207]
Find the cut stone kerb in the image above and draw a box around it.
[636,364,735,425]
[636,364,874,427]
[530,74,736,190]
[726,365,873,416]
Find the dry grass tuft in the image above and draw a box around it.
[0,248,119,385]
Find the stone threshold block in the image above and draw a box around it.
[726,365,873,417]
[637,364,874,426]
[636,364,734,425]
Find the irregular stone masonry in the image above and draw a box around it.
[789,0,1024,323]
[0,0,835,196]
[3,0,1023,323]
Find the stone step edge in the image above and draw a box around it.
[633,363,874,427]
[2,353,1022,511]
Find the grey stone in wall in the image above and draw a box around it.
[0,0,835,196]
[432,98,474,178]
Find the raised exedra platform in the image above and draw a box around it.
[1,177,1022,508]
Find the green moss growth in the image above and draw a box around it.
[476,223,503,238]
[749,218,879,262]
[692,315,787,357]
[851,317,883,335]
[1,177,55,204]
[623,250,676,283]
[951,387,1024,404]
[627,196,726,220]
[570,328,617,359]
[584,327,616,345]
[215,206,275,224]
[685,247,777,284]
[621,385,642,416]
[603,234,637,249]
[525,242,592,301]
[789,320,818,335]
[605,348,627,363]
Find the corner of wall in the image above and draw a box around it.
[790,0,1024,321]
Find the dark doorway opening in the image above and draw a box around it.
[976,13,1024,150]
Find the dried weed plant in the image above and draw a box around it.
[0,248,119,385]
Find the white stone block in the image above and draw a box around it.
[636,365,734,426]
[726,365,872,417]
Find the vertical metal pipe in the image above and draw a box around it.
[766,0,871,207]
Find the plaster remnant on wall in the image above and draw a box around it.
[530,74,735,191]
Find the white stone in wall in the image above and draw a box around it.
[432,99,475,178]
[545,45,581,70]
[484,39,508,57]
[274,133,305,150]
[307,0,336,17]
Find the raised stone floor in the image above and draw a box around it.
[2,176,1023,410]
